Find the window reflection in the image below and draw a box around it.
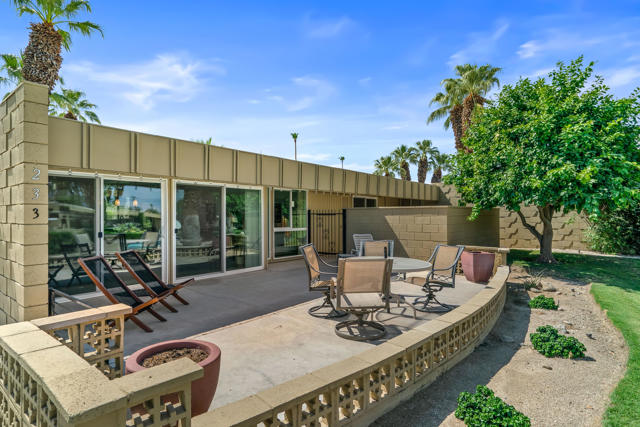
[226,188,261,270]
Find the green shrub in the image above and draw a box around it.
[528,295,558,310]
[586,200,640,255]
[455,385,531,426]
[530,325,586,358]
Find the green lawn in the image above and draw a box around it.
[509,250,640,426]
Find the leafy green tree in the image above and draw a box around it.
[414,139,438,183]
[446,57,640,263]
[373,155,398,177]
[392,144,417,181]
[430,152,450,183]
[49,84,100,123]
[10,0,103,92]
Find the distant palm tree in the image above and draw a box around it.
[291,132,298,160]
[49,86,100,123]
[0,53,24,98]
[338,156,345,168]
[373,155,398,177]
[427,79,465,151]
[430,152,450,183]
[392,145,418,181]
[10,0,103,92]
[414,139,438,183]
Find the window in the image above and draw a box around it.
[273,189,307,258]
[353,197,377,208]
[226,187,262,270]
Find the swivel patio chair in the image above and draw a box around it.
[410,244,465,312]
[78,255,169,333]
[351,233,373,255]
[358,240,394,257]
[116,250,193,308]
[333,257,393,341]
[300,243,347,318]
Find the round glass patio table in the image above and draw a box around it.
[359,256,431,273]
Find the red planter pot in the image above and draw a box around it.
[126,339,221,416]
[461,251,495,283]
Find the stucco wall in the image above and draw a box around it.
[438,184,590,250]
[344,206,500,259]
[0,82,50,323]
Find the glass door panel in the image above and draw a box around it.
[103,180,163,277]
[48,176,97,294]
[273,189,307,258]
[175,184,222,277]
[226,188,261,270]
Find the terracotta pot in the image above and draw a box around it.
[126,339,221,416]
[461,251,495,283]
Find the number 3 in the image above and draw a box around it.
[32,188,40,200]
[32,208,39,220]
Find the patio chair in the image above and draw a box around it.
[351,233,373,255]
[300,243,347,318]
[61,243,92,287]
[358,240,394,257]
[116,250,193,307]
[333,257,393,341]
[77,255,168,333]
[410,244,465,312]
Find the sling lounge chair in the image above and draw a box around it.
[359,240,394,257]
[409,244,465,312]
[300,243,347,318]
[78,255,168,333]
[351,233,373,255]
[333,257,393,341]
[116,250,193,308]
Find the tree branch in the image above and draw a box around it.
[516,210,542,242]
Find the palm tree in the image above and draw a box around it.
[430,152,450,183]
[291,132,298,160]
[373,156,397,177]
[0,53,24,98]
[10,0,103,92]
[392,145,417,181]
[49,86,100,123]
[427,64,500,151]
[338,156,345,168]
[414,139,438,183]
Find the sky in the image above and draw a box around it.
[1,1,639,179]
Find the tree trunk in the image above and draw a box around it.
[64,111,77,120]
[460,94,486,152]
[22,22,63,93]
[431,167,442,183]
[417,157,427,183]
[401,161,411,181]
[450,104,464,151]
[516,206,557,263]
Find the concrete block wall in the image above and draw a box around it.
[0,82,50,323]
[438,184,590,251]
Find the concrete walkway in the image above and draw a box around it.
[191,276,486,410]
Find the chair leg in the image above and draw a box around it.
[335,312,386,341]
[172,292,190,305]
[146,308,167,322]
[308,292,347,318]
[159,298,178,313]
[128,315,153,333]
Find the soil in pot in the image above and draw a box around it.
[142,348,208,368]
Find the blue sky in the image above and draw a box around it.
[2,1,639,178]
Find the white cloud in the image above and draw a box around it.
[266,76,336,112]
[247,99,261,104]
[298,153,331,161]
[516,29,636,59]
[358,77,372,87]
[517,40,541,59]
[448,20,509,67]
[66,54,221,110]
[382,123,408,131]
[305,16,354,38]
[605,66,640,88]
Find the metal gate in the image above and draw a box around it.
[307,210,346,255]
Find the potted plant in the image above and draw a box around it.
[126,339,221,416]
[461,251,495,283]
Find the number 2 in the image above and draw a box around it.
[32,167,41,181]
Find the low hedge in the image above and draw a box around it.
[455,385,531,426]
[530,325,586,358]
[528,295,558,310]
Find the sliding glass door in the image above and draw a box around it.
[226,187,262,270]
[175,184,223,277]
[273,189,307,258]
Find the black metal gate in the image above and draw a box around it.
[307,209,346,255]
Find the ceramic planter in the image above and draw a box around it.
[126,339,221,416]
[461,251,495,283]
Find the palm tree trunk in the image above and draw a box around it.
[64,111,77,120]
[450,104,464,151]
[402,162,411,181]
[22,23,63,93]
[417,158,427,183]
[431,167,442,183]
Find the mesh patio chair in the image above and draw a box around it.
[61,243,92,287]
[410,244,465,312]
[358,240,394,257]
[116,250,193,308]
[351,233,373,255]
[333,257,393,341]
[300,243,347,318]
[78,256,169,332]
